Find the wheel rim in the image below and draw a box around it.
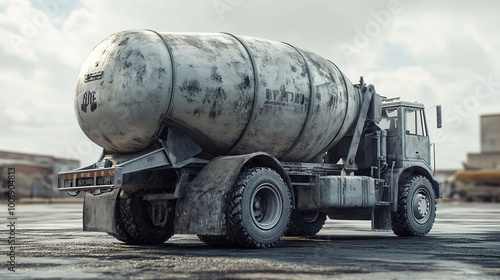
[250,183,283,230]
[298,211,320,224]
[412,187,431,224]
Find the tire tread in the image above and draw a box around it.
[226,167,291,248]
[285,211,326,237]
[115,190,175,244]
[391,175,436,237]
[197,235,231,247]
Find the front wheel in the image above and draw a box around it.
[392,175,436,237]
[226,167,292,248]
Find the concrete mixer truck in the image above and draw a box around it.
[59,30,442,248]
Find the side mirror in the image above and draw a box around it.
[436,105,442,128]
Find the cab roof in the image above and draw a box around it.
[382,100,425,109]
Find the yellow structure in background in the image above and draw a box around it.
[453,114,500,202]
[455,169,500,184]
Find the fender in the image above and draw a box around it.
[386,162,442,212]
[174,152,293,235]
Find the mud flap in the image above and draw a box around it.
[372,204,392,231]
[174,152,290,235]
[83,189,120,234]
[174,155,249,235]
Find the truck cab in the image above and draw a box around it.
[373,99,442,237]
[380,100,432,170]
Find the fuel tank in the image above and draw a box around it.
[75,30,361,162]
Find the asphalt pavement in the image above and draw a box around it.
[1,202,499,279]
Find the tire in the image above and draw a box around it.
[113,190,175,244]
[197,235,231,247]
[108,218,133,243]
[392,175,436,237]
[226,167,292,248]
[108,191,134,243]
[285,210,327,236]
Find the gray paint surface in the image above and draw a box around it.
[75,30,361,161]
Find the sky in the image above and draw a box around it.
[1,0,499,169]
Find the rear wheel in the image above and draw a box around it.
[226,167,291,248]
[285,210,327,236]
[392,175,436,237]
[109,217,133,243]
[114,189,175,244]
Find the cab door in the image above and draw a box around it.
[403,107,430,165]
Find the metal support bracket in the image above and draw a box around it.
[342,84,376,175]
[117,149,170,174]
[174,169,190,198]
[161,128,203,168]
[149,200,170,227]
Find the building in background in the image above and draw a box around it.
[465,114,500,169]
[453,114,500,202]
[0,150,80,198]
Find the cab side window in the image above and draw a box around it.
[405,109,426,136]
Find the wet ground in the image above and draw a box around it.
[1,202,499,279]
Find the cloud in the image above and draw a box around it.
[1,0,500,169]
[0,0,102,164]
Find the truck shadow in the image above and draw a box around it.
[97,232,499,277]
